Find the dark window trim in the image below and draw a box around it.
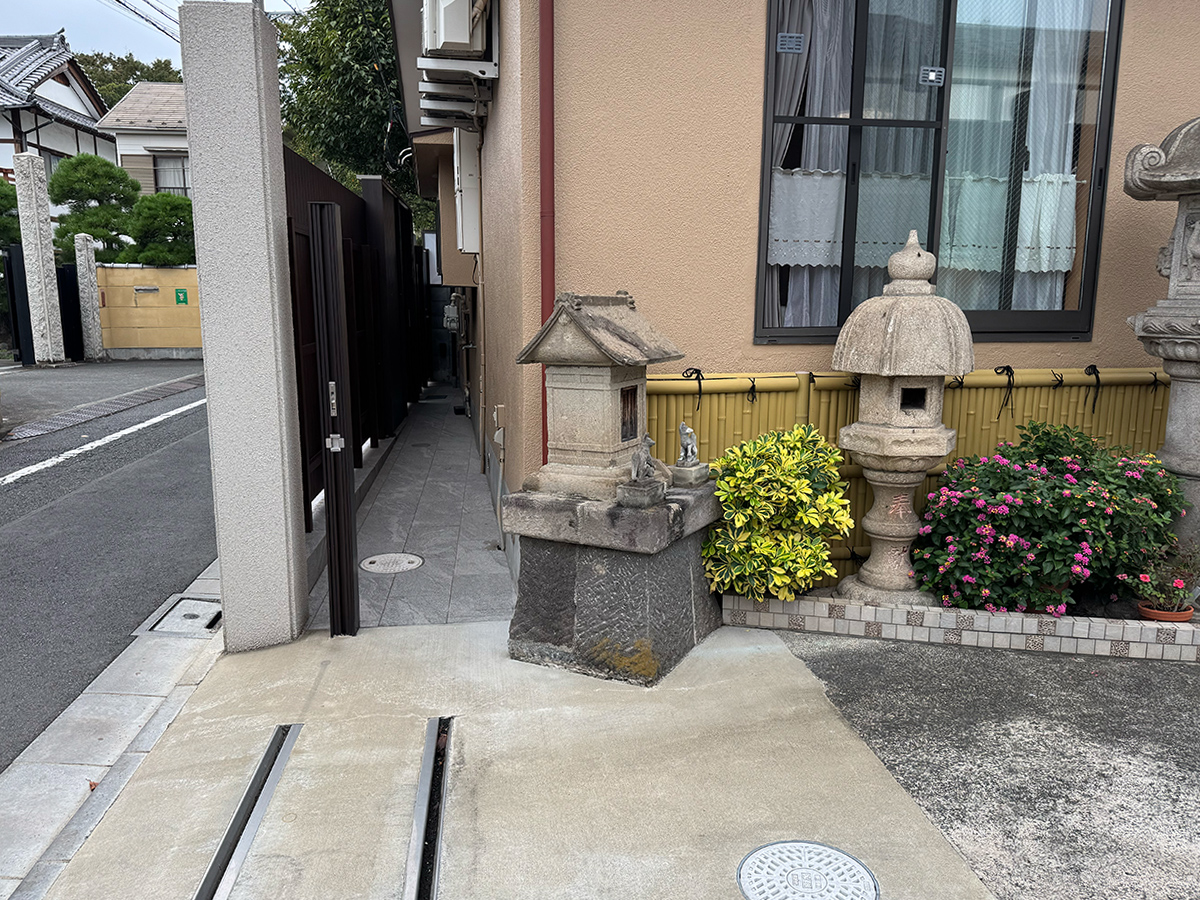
[754,0,1126,346]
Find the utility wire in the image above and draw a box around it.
[137,0,180,26]
[93,0,180,42]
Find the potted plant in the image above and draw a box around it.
[1123,543,1200,622]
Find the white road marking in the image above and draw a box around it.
[0,398,208,487]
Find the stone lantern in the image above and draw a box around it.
[502,291,722,685]
[1126,118,1200,541]
[832,231,975,604]
[516,291,683,499]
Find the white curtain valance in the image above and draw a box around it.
[767,168,930,268]
[767,168,1078,273]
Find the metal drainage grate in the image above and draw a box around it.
[361,552,424,574]
[737,841,880,900]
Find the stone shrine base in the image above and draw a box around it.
[504,484,722,685]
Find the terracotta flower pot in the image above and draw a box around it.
[1137,602,1195,623]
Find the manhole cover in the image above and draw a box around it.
[360,553,424,574]
[737,842,879,900]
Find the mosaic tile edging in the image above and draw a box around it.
[722,594,1200,663]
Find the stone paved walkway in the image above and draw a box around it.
[306,390,515,631]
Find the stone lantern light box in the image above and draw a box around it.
[517,291,683,500]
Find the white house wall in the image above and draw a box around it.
[32,77,100,118]
[115,130,188,156]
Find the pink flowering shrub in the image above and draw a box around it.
[912,422,1184,613]
[1122,542,1200,612]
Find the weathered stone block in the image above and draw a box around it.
[508,530,719,685]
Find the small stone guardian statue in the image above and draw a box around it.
[631,434,657,482]
[670,421,709,487]
[618,434,668,509]
[676,422,698,466]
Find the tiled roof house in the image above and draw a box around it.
[97,82,189,197]
[0,31,116,184]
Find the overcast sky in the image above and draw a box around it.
[6,0,311,68]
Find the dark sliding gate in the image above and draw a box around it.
[282,149,426,634]
[2,244,86,364]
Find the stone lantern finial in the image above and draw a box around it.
[887,230,937,284]
[1125,117,1200,540]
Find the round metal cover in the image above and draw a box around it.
[737,841,879,900]
[360,553,424,574]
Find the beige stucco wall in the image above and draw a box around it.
[478,0,1197,487]
[479,0,544,492]
[97,265,201,349]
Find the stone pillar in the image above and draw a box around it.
[74,234,105,361]
[1125,119,1200,542]
[181,0,308,650]
[13,151,65,364]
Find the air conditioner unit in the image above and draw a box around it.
[422,0,485,59]
[454,129,481,255]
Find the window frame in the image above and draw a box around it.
[753,0,1128,345]
[153,153,191,198]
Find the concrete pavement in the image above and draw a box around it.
[37,623,995,900]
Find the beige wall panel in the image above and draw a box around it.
[103,325,202,349]
[480,0,545,490]
[438,154,480,287]
[548,0,1194,380]
[101,307,201,329]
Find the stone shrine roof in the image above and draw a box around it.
[517,292,684,367]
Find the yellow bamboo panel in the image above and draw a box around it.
[650,367,1172,589]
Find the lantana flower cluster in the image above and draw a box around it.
[911,423,1183,613]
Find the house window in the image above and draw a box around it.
[39,150,65,176]
[756,0,1125,343]
[154,155,190,197]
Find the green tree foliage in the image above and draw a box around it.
[277,0,435,234]
[47,154,140,262]
[74,52,182,108]
[0,179,20,247]
[118,193,196,266]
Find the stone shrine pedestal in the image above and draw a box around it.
[503,484,722,685]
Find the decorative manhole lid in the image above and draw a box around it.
[360,553,424,574]
[737,842,879,900]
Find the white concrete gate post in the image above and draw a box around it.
[181,0,308,650]
[13,151,65,364]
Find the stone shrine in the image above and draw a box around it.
[832,231,975,605]
[1125,117,1200,541]
[503,292,722,684]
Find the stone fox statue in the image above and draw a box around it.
[631,434,657,482]
[677,421,698,466]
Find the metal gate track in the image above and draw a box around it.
[3,374,205,441]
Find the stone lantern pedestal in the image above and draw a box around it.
[832,232,975,605]
[1126,119,1200,541]
[502,293,722,684]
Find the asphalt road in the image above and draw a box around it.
[0,375,216,771]
[780,632,1200,900]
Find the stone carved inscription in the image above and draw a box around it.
[1187,215,1200,282]
[888,493,913,517]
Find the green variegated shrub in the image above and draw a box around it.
[702,425,852,602]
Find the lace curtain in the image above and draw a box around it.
[764,0,1099,325]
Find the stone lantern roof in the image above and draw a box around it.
[1125,117,1200,201]
[831,231,974,377]
[517,291,684,367]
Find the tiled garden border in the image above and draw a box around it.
[722,594,1200,663]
